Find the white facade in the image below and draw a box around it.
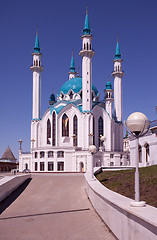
[19,12,128,172]
[129,131,157,167]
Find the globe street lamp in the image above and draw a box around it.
[124,112,151,207]
[89,145,97,180]
[99,135,106,151]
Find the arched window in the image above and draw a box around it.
[34,60,35,66]
[47,119,51,144]
[144,143,149,162]
[40,151,45,158]
[90,43,91,50]
[39,60,40,66]
[73,115,78,146]
[84,43,86,50]
[69,91,73,99]
[138,145,142,163]
[62,114,69,136]
[36,60,38,66]
[98,116,103,146]
[52,112,56,146]
[48,151,54,158]
[87,42,88,50]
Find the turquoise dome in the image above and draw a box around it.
[59,77,98,95]
[106,81,112,90]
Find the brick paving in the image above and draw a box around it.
[0,173,115,240]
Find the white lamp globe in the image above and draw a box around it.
[126,112,148,135]
[100,136,106,142]
[89,145,97,154]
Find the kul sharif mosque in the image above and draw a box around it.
[19,10,128,172]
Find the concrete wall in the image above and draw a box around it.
[0,174,31,202]
[85,173,157,240]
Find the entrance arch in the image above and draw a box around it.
[25,163,28,169]
[79,162,84,172]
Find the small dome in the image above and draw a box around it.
[50,92,56,101]
[106,80,112,90]
[59,77,98,95]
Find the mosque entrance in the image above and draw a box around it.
[25,163,28,169]
[79,162,84,172]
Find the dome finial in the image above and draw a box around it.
[36,26,39,36]
[77,67,80,77]
[70,50,75,72]
[86,4,88,15]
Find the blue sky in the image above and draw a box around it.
[0,0,157,158]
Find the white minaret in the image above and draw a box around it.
[111,39,124,122]
[69,51,76,80]
[79,9,94,112]
[30,30,43,120]
[104,79,113,118]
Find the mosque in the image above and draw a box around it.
[19,11,128,172]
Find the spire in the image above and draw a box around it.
[115,37,121,60]
[83,6,91,35]
[70,51,75,72]
[34,27,40,53]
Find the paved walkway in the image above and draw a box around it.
[0,173,115,240]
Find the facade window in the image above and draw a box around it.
[40,162,44,171]
[87,99,89,102]
[35,152,38,158]
[34,60,35,66]
[35,162,38,171]
[36,60,38,66]
[98,116,103,146]
[48,162,54,171]
[138,145,142,163]
[48,151,54,158]
[40,151,45,158]
[47,119,51,144]
[69,91,73,99]
[93,117,95,145]
[73,115,78,146]
[57,151,64,158]
[145,143,149,162]
[87,42,88,50]
[52,112,56,146]
[39,60,40,66]
[57,162,64,171]
[62,114,69,136]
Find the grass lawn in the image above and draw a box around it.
[95,165,157,208]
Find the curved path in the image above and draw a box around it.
[0,173,115,240]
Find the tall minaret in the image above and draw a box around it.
[69,51,76,80]
[79,9,94,112]
[30,29,43,120]
[104,79,113,118]
[111,39,124,122]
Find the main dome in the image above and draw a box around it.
[59,77,98,95]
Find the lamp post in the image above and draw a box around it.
[99,135,106,151]
[89,145,97,180]
[124,112,151,207]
